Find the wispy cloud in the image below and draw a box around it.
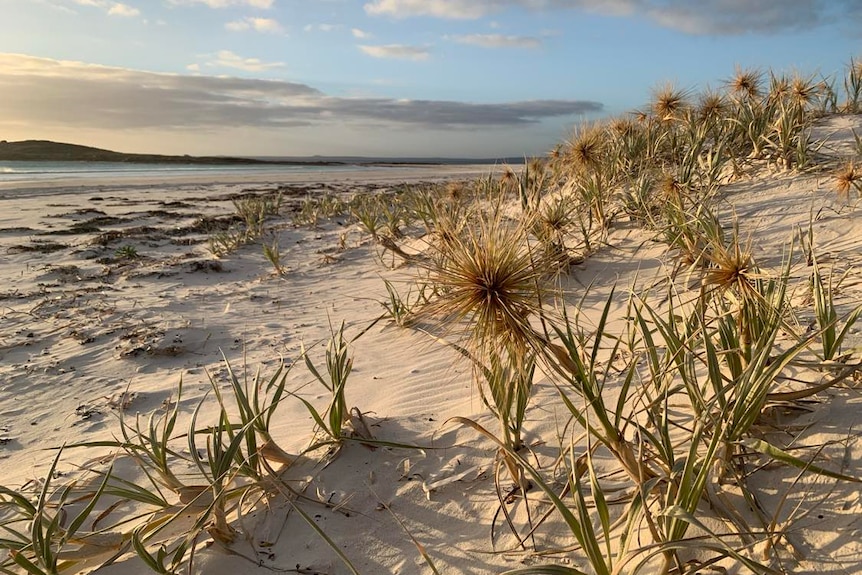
[358,44,431,60]
[352,27,372,39]
[169,0,273,9]
[364,0,859,35]
[71,0,142,17]
[0,53,603,131]
[208,50,286,72]
[225,17,283,33]
[452,33,541,48]
[303,23,341,32]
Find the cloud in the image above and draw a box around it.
[452,33,541,48]
[70,0,142,17]
[363,0,860,35]
[226,17,283,33]
[107,2,139,16]
[0,53,603,133]
[207,50,286,71]
[303,23,341,32]
[351,27,372,38]
[364,0,501,19]
[169,0,273,9]
[358,44,431,60]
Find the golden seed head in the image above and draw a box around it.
[729,67,762,100]
[651,83,689,122]
[835,162,860,198]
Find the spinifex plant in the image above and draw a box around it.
[420,198,554,489]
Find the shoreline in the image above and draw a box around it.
[0,163,506,196]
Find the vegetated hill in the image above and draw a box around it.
[0,140,341,165]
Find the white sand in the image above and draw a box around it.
[1,129,861,574]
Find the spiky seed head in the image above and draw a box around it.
[567,124,606,173]
[500,167,517,187]
[697,90,727,122]
[659,173,683,203]
[729,67,762,101]
[791,74,819,107]
[549,144,563,159]
[835,162,860,199]
[528,157,546,176]
[768,73,791,104]
[610,116,636,137]
[651,83,689,122]
[446,181,464,201]
[702,236,757,302]
[425,212,547,357]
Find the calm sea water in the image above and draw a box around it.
[0,160,363,183]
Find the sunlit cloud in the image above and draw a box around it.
[70,0,142,17]
[452,33,541,48]
[358,44,431,60]
[107,2,139,16]
[225,17,283,33]
[351,27,372,39]
[207,50,286,71]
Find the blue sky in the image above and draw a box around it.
[0,0,860,157]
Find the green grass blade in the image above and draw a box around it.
[741,438,862,483]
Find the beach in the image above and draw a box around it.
[2,116,862,575]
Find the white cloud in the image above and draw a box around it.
[70,0,142,17]
[453,33,541,48]
[358,44,430,60]
[107,2,140,16]
[208,50,286,72]
[169,0,273,9]
[226,17,283,33]
[186,63,201,71]
[351,27,372,39]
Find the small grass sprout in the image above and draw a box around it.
[262,237,286,276]
[114,245,139,260]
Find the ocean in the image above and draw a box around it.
[0,160,363,184]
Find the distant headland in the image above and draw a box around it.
[0,140,522,166]
[0,140,343,166]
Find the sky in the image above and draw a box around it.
[0,0,860,158]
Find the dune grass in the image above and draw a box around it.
[3,56,862,575]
